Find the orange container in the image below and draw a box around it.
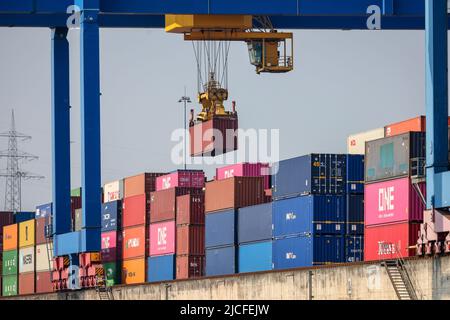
[205,177,265,213]
[122,258,146,284]
[122,225,146,260]
[124,173,166,198]
[384,116,450,137]
[3,224,18,251]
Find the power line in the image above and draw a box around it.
[0,110,44,212]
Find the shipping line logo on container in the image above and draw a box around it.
[378,186,395,218]
[171,128,280,173]
[162,177,172,190]
[377,241,399,256]
[158,227,167,245]
[126,238,140,248]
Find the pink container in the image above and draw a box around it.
[216,163,270,189]
[101,231,122,262]
[156,170,205,191]
[149,220,176,256]
[365,177,425,227]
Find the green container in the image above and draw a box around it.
[2,250,18,276]
[71,187,82,197]
[2,275,18,296]
[104,262,121,287]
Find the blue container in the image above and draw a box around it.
[238,241,273,273]
[272,154,346,199]
[14,212,35,223]
[205,209,236,249]
[206,245,236,276]
[346,194,364,235]
[147,255,175,282]
[272,235,344,270]
[346,154,364,194]
[101,200,122,232]
[273,195,345,238]
[345,235,364,262]
[35,203,52,219]
[238,203,272,244]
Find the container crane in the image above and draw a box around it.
[0,0,449,289]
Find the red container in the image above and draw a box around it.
[149,221,176,256]
[205,177,265,213]
[122,225,146,259]
[176,194,205,225]
[156,170,205,191]
[122,194,149,228]
[216,163,271,190]
[176,225,205,256]
[101,231,122,262]
[365,177,425,226]
[150,187,203,223]
[124,173,166,198]
[384,116,450,137]
[19,272,35,295]
[176,255,205,279]
[190,115,238,157]
[36,271,53,294]
[35,216,51,245]
[364,222,421,261]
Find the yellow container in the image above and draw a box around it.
[165,15,252,33]
[19,220,35,248]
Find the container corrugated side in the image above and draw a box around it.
[205,177,265,213]
[156,170,205,191]
[238,241,272,273]
[176,194,205,225]
[345,235,364,262]
[347,128,385,155]
[176,255,205,279]
[19,272,35,295]
[122,258,146,284]
[147,254,176,282]
[124,172,166,198]
[365,132,425,183]
[238,202,272,244]
[346,154,364,194]
[149,221,176,256]
[122,194,149,228]
[36,271,53,293]
[205,209,236,248]
[346,194,364,235]
[272,154,346,200]
[205,245,236,276]
[176,224,205,256]
[101,200,122,232]
[272,195,346,238]
[216,163,271,190]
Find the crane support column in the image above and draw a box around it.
[51,27,72,238]
[79,0,101,252]
[425,0,449,209]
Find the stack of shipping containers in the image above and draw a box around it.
[272,154,349,269]
[176,193,205,279]
[148,170,204,282]
[0,212,14,294]
[18,220,35,295]
[2,223,18,296]
[121,173,165,284]
[364,117,427,261]
[101,180,124,286]
[205,175,265,276]
[35,203,53,293]
[344,155,365,262]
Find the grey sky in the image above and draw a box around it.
[0,28,430,210]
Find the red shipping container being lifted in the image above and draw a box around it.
[190,115,238,157]
[205,177,265,213]
[176,255,205,279]
[364,222,421,261]
[150,188,203,223]
[176,194,205,225]
[156,170,205,191]
[364,177,425,227]
[122,194,150,228]
[177,225,205,256]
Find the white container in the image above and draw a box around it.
[19,246,35,273]
[347,128,385,154]
[104,180,124,203]
[35,243,53,272]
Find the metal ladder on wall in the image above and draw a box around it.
[382,241,422,300]
[95,267,114,300]
[44,218,54,283]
